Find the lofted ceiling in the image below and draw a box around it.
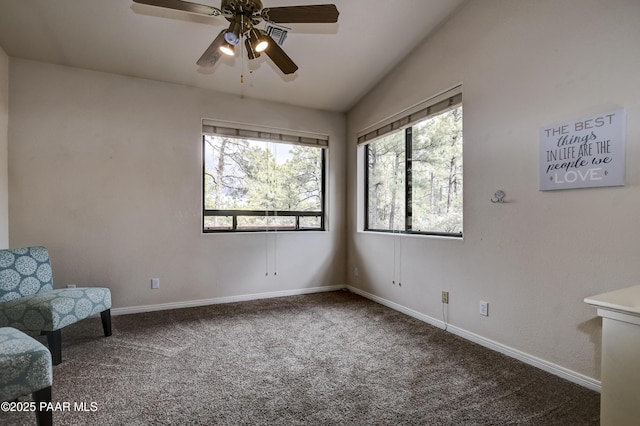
[0,0,464,112]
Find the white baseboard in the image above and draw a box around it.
[345,285,601,393]
[111,285,345,316]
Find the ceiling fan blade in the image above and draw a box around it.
[262,4,339,23]
[133,0,222,17]
[262,33,298,75]
[196,30,226,67]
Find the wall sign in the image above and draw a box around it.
[540,109,626,191]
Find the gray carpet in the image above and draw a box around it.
[2,290,599,425]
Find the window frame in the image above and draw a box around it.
[201,122,328,234]
[361,87,463,238]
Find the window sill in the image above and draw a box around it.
[357,230,464,241]
[201,230,329,236]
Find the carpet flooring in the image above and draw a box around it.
[2,290,600,425]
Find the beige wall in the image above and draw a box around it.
[0,46,8,249]
[8,59,347,309]
[347,0,640,383]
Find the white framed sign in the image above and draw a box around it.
[540,109,626,191]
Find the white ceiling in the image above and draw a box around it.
[0,0,464,112]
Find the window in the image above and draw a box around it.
[202,121,327,232]
[360,87,462,237]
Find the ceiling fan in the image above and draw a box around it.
[132,0,339,75]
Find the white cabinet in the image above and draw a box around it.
[585,285,640,426]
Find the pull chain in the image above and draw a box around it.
[240,37,244,84]
[240,15,245,85]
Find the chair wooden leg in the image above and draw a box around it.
[44,330,62,366]
[101,309,112,337]
[33,386,52,426]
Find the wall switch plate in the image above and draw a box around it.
[442,291,449,304]
[354,267,359,277]
[480,301,489,316]
[151,278,160,289]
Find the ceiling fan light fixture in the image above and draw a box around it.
[219,41,235,56]
[256,40,268,53]
[223,19,242,46]
[249,28,269,53]
[244,38,261,60]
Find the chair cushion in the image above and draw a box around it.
[0,247,53,303]
[0,288,111,334]
[0,327,52,402]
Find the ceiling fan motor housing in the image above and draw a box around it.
[221,0,263,26]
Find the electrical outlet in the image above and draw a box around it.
[66,284,76,289]
[480,301,489,316]
[354,267,359,277]
[442,291,449,304]
[151,278,160,289]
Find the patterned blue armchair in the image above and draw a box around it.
[0,327,53,425]
[0,247,112,365]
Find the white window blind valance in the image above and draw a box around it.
[202,119,329,148]
[357,85,462,145]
